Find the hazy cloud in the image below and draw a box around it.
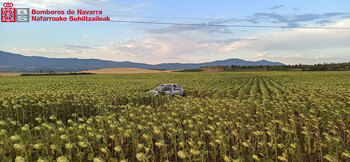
[11,34,240,64]
[7,16,350,65]
[143,12,349,34]
[246,12,348,27]
[268,5,284,10]
[256,51,270,57]
[60,45,95,54]
[144,23,233,34]
[254,53,347,65]
[144,25,233,34]
[223,19,350,51]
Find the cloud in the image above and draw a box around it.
[7,17,350,65]
[268,5,284,10]
[84,35,220,63]
[223,19,350,51]
[314,54,331,59]
[10,47,58,56]
[143,12,349,34]
[9,33,240,64]
[316,20,332,25]
[245,12,349,27]
[60,45,94,54]
[10,44,96,56]
[256,52,270,57]
[97,35,242,63]
[143,19,235,34]
[144,24,233,34]
[257,53,302,59]
[253,53,347,65]
[199,38,249,45]
[293,13,344,22]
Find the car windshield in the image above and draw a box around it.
[163,85,172,91]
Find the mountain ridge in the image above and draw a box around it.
[0,51,284,72]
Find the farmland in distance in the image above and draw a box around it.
[0,72,350,161]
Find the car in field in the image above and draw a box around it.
[149,83,185,96]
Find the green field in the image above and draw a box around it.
[1,72,350,161]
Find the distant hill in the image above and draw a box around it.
[0,51,284,72]
[155,59,284,70]
[80,68,171,74]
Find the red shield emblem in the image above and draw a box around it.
[1,1,15,22]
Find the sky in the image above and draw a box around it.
[1,0,350,65]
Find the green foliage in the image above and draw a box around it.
[0,72,350,161]
[174,69,204,72]
[209,62,350,71]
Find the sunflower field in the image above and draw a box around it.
[0,72,350,161]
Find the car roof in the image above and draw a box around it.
[159,83,179,85]
[157,83,181,87]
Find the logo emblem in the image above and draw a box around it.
[1,1,15,22]
[15,8,29,22]
[1,1,29,22]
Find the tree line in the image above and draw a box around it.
[204,62,350,71]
